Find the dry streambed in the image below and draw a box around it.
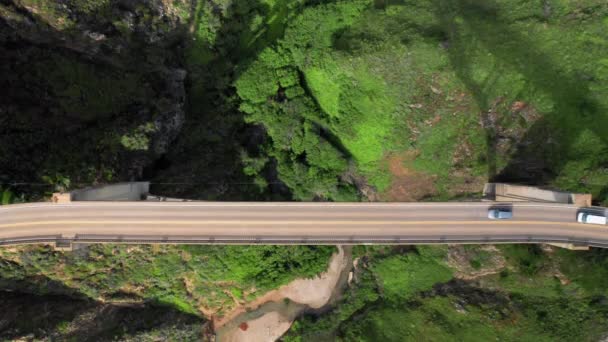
[216,246,352,341]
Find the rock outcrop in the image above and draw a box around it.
[0,0,190,184]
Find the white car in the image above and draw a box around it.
[577,212,607,225]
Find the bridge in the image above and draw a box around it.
[1,201,607,248]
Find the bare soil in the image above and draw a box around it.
[382,151,438,201]
[219,311,293,342]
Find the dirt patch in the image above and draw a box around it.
[447,245,507,280]
[220,311,292,342]
[382,151,438,201]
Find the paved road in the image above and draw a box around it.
[0,202,607,246]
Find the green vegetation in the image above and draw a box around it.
[233,0,608,202]
[335,295,608,342]
[284,246,453,340]
[120,123,158,151]
[0,188,22,205]
[0,244,334,316]
[468,248,492,270]
[43,55,147,122]
[285,245,608,342]
[2,0,608,340]
[4,0,607,202]
[557,248,608,294]
[372,247,452,301]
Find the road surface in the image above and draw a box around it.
[0,202,607,247]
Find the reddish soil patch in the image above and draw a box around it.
[510,101,527,112]
[239,322,248,331]
[382,151,437,201]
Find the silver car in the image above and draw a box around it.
[488,208,513,219]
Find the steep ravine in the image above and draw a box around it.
[0,0,188,194]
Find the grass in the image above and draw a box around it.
[436,0,608,199]
[338,294,608,342]
[0,244,335,317]
[236,1,478,196]
[554,248,608,296]
[337,68,396,166]
[233,0,608,202]
[372,249,452,301]
[304,67,341,119]
[286,244,608,342]
[341,297,508,341]
[485,245,567,298]
[464,246,493,270]
[0,188,23,205]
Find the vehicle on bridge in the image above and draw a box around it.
[488,208,513,220]
[577,212,607,225]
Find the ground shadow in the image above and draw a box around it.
[0,288,203,341]
[0,255,203,340]
[433,0,608,195]
[0,0,191,197]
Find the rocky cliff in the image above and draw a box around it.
[0,0,190,191]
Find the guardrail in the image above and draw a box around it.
[1,235,606,248]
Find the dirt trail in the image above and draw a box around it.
[217,246,351,341]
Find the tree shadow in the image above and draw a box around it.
[433,0,608,193]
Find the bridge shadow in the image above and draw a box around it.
[432,0,608,200]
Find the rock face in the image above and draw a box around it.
[153,67,187,155]
[2,0,186,65]
[0,0,189,186]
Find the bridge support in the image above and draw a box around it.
[484,183,592,206]
[547,243,590,251]
[53,240,73,251]
[52,182,150,202]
